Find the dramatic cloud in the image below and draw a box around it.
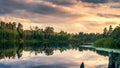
[0,0,120,33]
[80,0,120,8]
[0,0,29,14]
[0,0,85,18]
[44,0,78,6]
[80,0,120,3]
[81,0,107,3]
[97,13,120,18]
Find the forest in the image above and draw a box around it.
[0,21,120,48]
[94,24,120,48]
[0,21,101,44]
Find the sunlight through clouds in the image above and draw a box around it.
[0,0,120,33]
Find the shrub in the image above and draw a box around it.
[93,38,115,48]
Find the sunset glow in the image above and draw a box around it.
[0,0,120,33]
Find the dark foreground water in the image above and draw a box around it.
[0,42,119,68]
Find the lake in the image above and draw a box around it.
[0,42,119,68]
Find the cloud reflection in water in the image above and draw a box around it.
[0,50,108,68]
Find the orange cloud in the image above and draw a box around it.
[0,0,120,33]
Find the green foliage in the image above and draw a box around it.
[0,21,74,42]
[111,25,120,39]
[94,38,104,47]
[94,38,115,48]
[103,38,114,48]
[0,21,102,43]
[94,24,120,48]
[103,27,108,38]
[73,32,102,44]
[114,39,120,48]
[0,21,19,41]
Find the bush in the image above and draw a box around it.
[114,38,120,48]
[93,38,115,48]
[93,38,105,47]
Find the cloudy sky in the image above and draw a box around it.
[0,0,120,33]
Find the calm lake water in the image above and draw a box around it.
[0,42,119,68]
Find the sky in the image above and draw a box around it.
[0,0,120,33]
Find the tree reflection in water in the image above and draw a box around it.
[0,42,78,59]
[0,42,120,68]
[108,52,120,68]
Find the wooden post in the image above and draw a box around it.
[80,62,84,68]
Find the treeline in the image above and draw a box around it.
[94,25,120,48]
[0,42,76,59]
[0,21,70,42]
[0,21,101,43]
[73,32,102,44]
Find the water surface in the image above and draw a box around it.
[0,42,118,68]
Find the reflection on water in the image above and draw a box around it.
[108,52,120,68]
[0,42,119,68]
